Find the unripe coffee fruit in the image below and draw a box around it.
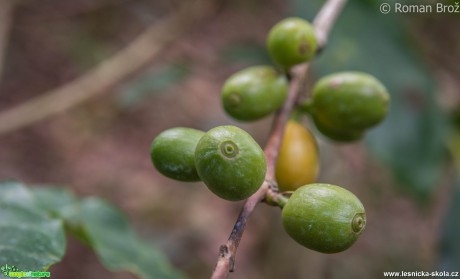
[150,127,204,182]
[311,72,390,135]
[195,126,266,201]
[267,17,317,69]
[313,117,364,142]
[221,66,288,121]
[282,183,366,253]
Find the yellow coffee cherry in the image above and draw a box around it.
[275,120,319,191]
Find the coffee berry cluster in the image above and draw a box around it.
[150,18,389,254]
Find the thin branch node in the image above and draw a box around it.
[218,245,228,258]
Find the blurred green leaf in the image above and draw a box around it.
[292,0,448,200]
[0,182,66,278]
[32,186,78,217]
[117,64,190,108]
[31,187,184,279]
[438,179,460,272]
[0,182,183,279]
[219,43,273,66]
[77,198,184,279]
[31,187,91,245]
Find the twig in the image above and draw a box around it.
[313,0,347,50]
[0,0,216,135]
[210,0,348,278]
[0,0,14,83]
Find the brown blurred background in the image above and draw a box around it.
[0,0,459,278]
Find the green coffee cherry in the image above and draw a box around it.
[267,17,317,69]
[282,183,366,253]
[311,72,390,137]
[221,66,288,121]
[150,127,204,182]
[313,117,364,142]
[195,126,266,201]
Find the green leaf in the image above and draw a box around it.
[32,186,78,216]
[76,198,184,279]
[0,182,66,278]
[292,0,448,200]
[31,187,91,245]
[117,63,190,108]
[31,187,184,279]
[1,182,183,279]
[0,181,36,206]
[437,179,460,271]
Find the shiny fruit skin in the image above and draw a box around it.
[275,121,319,191]
[195,126,266,201]
[312,116,364,142]
[311,72,390,132]
[150,127,205,182]
[267,17,317,69]
[282,183,366,253]
[221,66,288,121]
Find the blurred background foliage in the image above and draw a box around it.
[0,0,459,278]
